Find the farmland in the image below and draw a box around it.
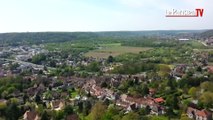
[84,43,152,58]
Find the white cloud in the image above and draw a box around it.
[117,0,148,7]
[117,0,175,10]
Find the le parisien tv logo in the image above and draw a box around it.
[166,8,204,17]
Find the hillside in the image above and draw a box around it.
[0,30,205,45]
[0,32,98,45]
[200,30,213,38]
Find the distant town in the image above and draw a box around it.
[0,30,213,120]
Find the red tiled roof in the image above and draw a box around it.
[197,110,206,117]
[125,96,155,106]
[197,110,211,117]
[208,66,213,73]
[187,107,212,118]
[154,98,164,103]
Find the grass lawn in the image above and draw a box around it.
[186,40,205,48]
[84,43,152,59]
[70,91,78,98]
[197,49,213,52]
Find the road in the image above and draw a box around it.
[0,58,55,70]
[198,40,208,47]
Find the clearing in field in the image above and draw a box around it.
[84,43,152,59]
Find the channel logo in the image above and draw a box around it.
[166,8,204,17]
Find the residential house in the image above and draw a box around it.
[154,97,165,104]
[172,64,187,77]
[118,94,165,115]
[187,107,212,120]
[90,85,103,98]
[23,110,39,120]
[51,100,65,111]
[116,100,130,109]
[104,89,115,100]
[207,66,213,74]
[37,83,46,94]
[60,92,69,99]
[206,37,213,45]
[24,76,37,81]
[25,87,37,97]
[110,78,120,88]
[150,104,165,115]
[88,84,116,100]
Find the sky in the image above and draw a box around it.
[0,0,212,33]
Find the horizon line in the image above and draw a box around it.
[0,29,212,34]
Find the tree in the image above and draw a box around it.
[201,82,209,91]
[39,70,43,74]
[166,95,179,109]
[1,91,8,99]
[49,60,56,67]
[64,105,73,116]
[188,87,197,99]
[197,66,202,72]
[121,112,140,120]
[0,102,6,117]
[167,79,175,89]
[36,104,44,115]
[102,105,119,120]
[83,101,92,116]
[200,92,213,108]
[88,102,107,120]
[41,110,50,120]
[145,105,151,114]
[23,93,29,103]
[107,55,114,63]
[101,81,108,88]
[9,98,19,105]
[86,62,101,72]
[173,95,179,109]
[9,63,19,70]
[166,107,175,118]
[62,67,75,77]
[32,53,46,64]
[35,94,41,104]
[151,116,169,120]
[55,110,64,120]
[158,64,171,78]
[139,107,149,115]
[142,84,149,96]
[5,103,21,120]
[180,114,193,120]
[77,101,83,113]
[200,81,213,92]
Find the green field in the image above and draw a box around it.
[197,49,213,52]
[186,40,205,48]
[84,43,152,59]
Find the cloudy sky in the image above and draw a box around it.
[0,0,212,32]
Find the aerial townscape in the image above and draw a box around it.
[0,30,213,120]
